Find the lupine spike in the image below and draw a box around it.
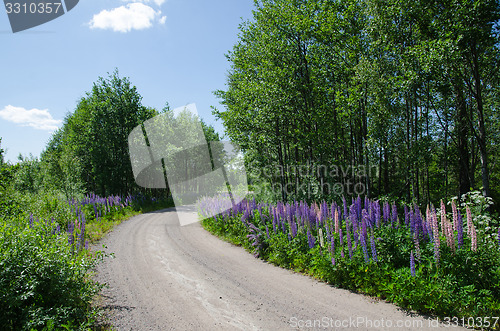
[370,233,378,262]
[451,200,458,232]
[470,222,477,252]
[410,251,416,277]
[457,212,464,249]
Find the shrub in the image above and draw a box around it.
[0,218,104,330]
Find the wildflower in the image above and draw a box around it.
[451,200,458,232]
[318,228,324,248]
[360,234,369,263]
[410,251,416,277]
[307,229,315,249]
[383,201,390,224]
[346,230,353,259]
[457,212,463,249]
[430,207,440,265]
[470,222,477,252]
[413,233,421,262]
[334,208,340,234]
[370,233,378,262]
[466,206,473,238]
[440,200,446,235]
[391,203,398,226]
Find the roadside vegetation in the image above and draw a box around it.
[2,0,500,328]
[0,71,196,330]
[200,192,500,327]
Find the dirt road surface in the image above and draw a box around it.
[95,207,464,330]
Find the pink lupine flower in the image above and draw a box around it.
[466,206,473,238]
[440,200,446,236]
[446,220,455,252]
[451,200,458,232]
[470,222,477,252]
[430,207,440,264]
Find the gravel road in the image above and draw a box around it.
[94,207,464,330]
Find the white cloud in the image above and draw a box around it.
[89,3,164,33]
[159,15,166,25]
[0,105,61,131]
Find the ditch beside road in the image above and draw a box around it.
[95,207,465,330]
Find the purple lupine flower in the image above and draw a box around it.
[343,196,348,223]
[411,207,417,234]
[413,233,421,262]
[326,223,331,243]
[498,228,500,247]
[360,234,369,263]
[331,236,335,255]
[266,226,270,239]
[331,257,336,266]
[356,196,362,221]
[339,228,344,246]
[375,201,382,227]
[391,203,398,226]
[362,209,371,229]
[291,220,297,238]
[307,229,315,249]
[346,230,353,259]
[370,233,378,262]
[383,201,390,224]
[67,220,75,246]
[415,208,423,238]
[410,251,416,277]
[334,208,340,234]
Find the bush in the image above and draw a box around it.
[0,218,104,330]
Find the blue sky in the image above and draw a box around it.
[0,0,255,162]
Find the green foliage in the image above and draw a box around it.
[13,155,42,193]
[216,0,500,209]
[0,219,104,330]
[42,69,158,197]
[202,197,500,323]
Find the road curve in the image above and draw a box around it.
[95,207,462,330]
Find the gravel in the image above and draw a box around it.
[94,207,463,330]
